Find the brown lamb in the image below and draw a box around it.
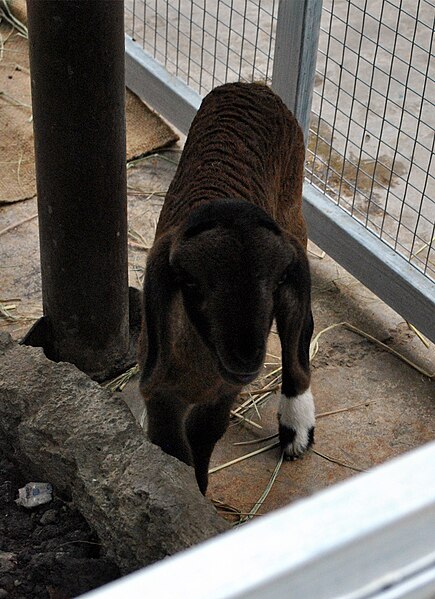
[139,82,315,494]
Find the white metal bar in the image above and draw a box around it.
[271,0,323,143]
[302,182,435,343]
[125,35,201,135]
[82,442,435,599]
[372,568,435,599]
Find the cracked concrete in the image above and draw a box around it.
[0,332,228,574]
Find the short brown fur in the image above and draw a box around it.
[139,83,313,494]
[156,82,307,244]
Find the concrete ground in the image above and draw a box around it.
[2,146,432,522]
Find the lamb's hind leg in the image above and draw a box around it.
[277,310,315,459]
[185,394,235,494]
[146,392,193,466]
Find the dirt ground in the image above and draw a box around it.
[0,456,119,599]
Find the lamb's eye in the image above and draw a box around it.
[184,279,198,289]
[180,273,199,289]
[277,267,290,287]
[175,267,199,290]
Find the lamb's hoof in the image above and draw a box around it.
[279,422,314,460]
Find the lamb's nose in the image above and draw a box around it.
[231,344,264,371]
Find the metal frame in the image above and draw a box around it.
[82,441,435,599]
[271,0,322,143]
[125,35,201,134]
[303,183,435,342]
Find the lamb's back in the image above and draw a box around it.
[156,82,306,245]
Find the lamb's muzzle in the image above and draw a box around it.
[139,82,315,494]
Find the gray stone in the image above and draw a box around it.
[0,552,16,574]
[0,482,11,503]
[0,334,228,574]
[0,588,8,598]
[39,509,57,525]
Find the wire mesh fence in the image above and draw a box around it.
[125,0,278,92]
[307,0,434,281]
[125,0,434,282]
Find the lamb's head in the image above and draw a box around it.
[165,199,306,385]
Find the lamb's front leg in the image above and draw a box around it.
[276,307,315,460]
[185,394,235,494]
[278,387,315,459]
[146,392,193,466]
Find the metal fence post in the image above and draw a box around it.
[24,0,139,380]
[271,0,323,143]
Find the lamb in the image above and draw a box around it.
[139,82,315,494]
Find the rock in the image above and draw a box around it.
[33,524,58,541]
[0,552,16,573]
[40,509,57,525]
[0,334,228,574]
[16,482,53,508]
[0,482,11,503]
[0,588,8,598]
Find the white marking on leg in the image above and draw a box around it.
[278,387,315,458]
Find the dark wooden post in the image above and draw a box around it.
[24,0,136,380]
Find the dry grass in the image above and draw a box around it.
[209,315,433,513]
[0,300,41,325]
[211,399,371,477]
[127,184,167,198]
[238,452,284,523]
[127,152,179,170]
[324,322,433,378]
[0,1,28,38]
[228,317,433,443]
[312,449,365,473]
[0,89,31,108]
[128,228,149,251]
[209,441,279,474]
[407,322,431,349]
[104,364,140,393]
[0,302,18,320]
[308,247,326,259]
[0,213,37,237]
[211,499,244,524]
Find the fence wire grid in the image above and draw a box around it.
[125,0,278,90]
[125,0,434,282]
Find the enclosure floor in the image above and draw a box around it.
[1,147,433,523]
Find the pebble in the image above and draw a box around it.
[40,509,57,526]
[0,588,8,598]
[0,482,11,503]
[0,552,16,574]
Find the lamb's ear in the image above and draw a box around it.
[139,234,177,392]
